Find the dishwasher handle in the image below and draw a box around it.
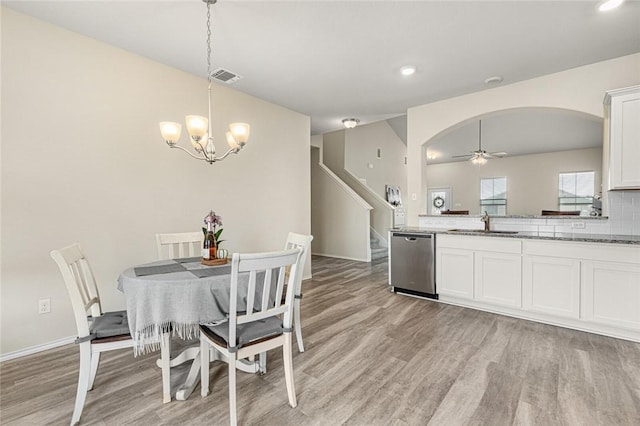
[392,232,433,239]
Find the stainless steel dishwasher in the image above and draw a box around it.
[389,231,437,299]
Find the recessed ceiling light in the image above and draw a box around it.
[484,75,503,84]
[597,0,625,12]
[400,66,416,76]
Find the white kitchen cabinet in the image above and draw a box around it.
[523,255,581,319]
[582,261,640,331]
[436,248,474,299]
[436,236,640,342]
[605,86,640,190]
[475,252,522,308]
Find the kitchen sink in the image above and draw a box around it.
[447,229,519,235]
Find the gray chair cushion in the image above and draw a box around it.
[200,317,283,350]
[89,310,130,339]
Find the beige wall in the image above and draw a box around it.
[310,148,370,261]
[425,148,602,215]
[0,8,310,355]
[407,53,640,225]
[321,130,345,176]
[344,120,407,199]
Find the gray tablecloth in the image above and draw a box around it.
[117,259,273,355]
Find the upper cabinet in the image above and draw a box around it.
[605,86,640,190]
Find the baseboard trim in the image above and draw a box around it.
[0,335,76,363]
[311,252,370,262]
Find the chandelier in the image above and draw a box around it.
[159,0,250,164]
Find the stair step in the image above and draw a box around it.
[371,246,388,260]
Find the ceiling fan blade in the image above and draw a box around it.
[452,154,473,158]
[489,151,507,157]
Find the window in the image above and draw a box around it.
[480,177,507,215]
[558,171,595,214]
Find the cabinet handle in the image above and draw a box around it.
[405,237,417,241]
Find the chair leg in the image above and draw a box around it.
[200,337,210,397]
[259,352,267,375]
[71,342,91,426]
[294,297,304,352]
[228,355,237,426]
[88,351,100,391]
[160,332,171,404]
[283,333,297,408]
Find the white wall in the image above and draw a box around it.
[425,148,602,215]
[344,120,407,199]
[0,8,310,355]
[406,53,640,225]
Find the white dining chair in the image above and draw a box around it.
[155,231,202,260]
[155,231,202,403]
[284,232,314,353]
[200,248,303,426]
[50,243,134,426]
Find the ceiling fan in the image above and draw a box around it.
[452,120,507,165]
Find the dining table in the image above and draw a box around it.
[117,257,264,402]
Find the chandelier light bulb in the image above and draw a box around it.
[159,122,182,145]
[229,122,250,145]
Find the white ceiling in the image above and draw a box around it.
[4,0,640,135]
[425,109,603,165]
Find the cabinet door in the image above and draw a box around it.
[582,261,640,331]
[436,248,474,299]
[609,88,640,189]
[475,252,522,308]
[523,255,580,318]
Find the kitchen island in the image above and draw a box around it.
[389,227,640,343]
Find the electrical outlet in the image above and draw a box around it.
[38,298,51,314]
[571,222,586,229]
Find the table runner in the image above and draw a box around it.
[118,259,275,355]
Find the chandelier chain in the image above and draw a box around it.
[206,1,212,82]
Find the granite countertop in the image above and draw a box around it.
[418,214,609,220]
[391,227,640,245]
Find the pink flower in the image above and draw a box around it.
[204,210,223,227]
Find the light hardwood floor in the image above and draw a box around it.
[2,256,640,425]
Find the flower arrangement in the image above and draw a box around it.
[203,210,225,248]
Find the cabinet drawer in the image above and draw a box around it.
[437,234,521,254]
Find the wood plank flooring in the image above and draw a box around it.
[2,256,640,425]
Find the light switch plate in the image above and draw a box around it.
[571,221,586,229]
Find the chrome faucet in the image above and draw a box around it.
[481,211,490,232]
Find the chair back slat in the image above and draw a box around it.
[284,233,314,296]
[246,270,257,316]
[227,249,302,350]
[261,269,273,311]
[275,265,286,306]
[50,243,103,338]
[155,232,202,260]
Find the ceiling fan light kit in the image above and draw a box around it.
[451,119,506,165]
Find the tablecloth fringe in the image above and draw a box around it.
[133,319,226,356]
